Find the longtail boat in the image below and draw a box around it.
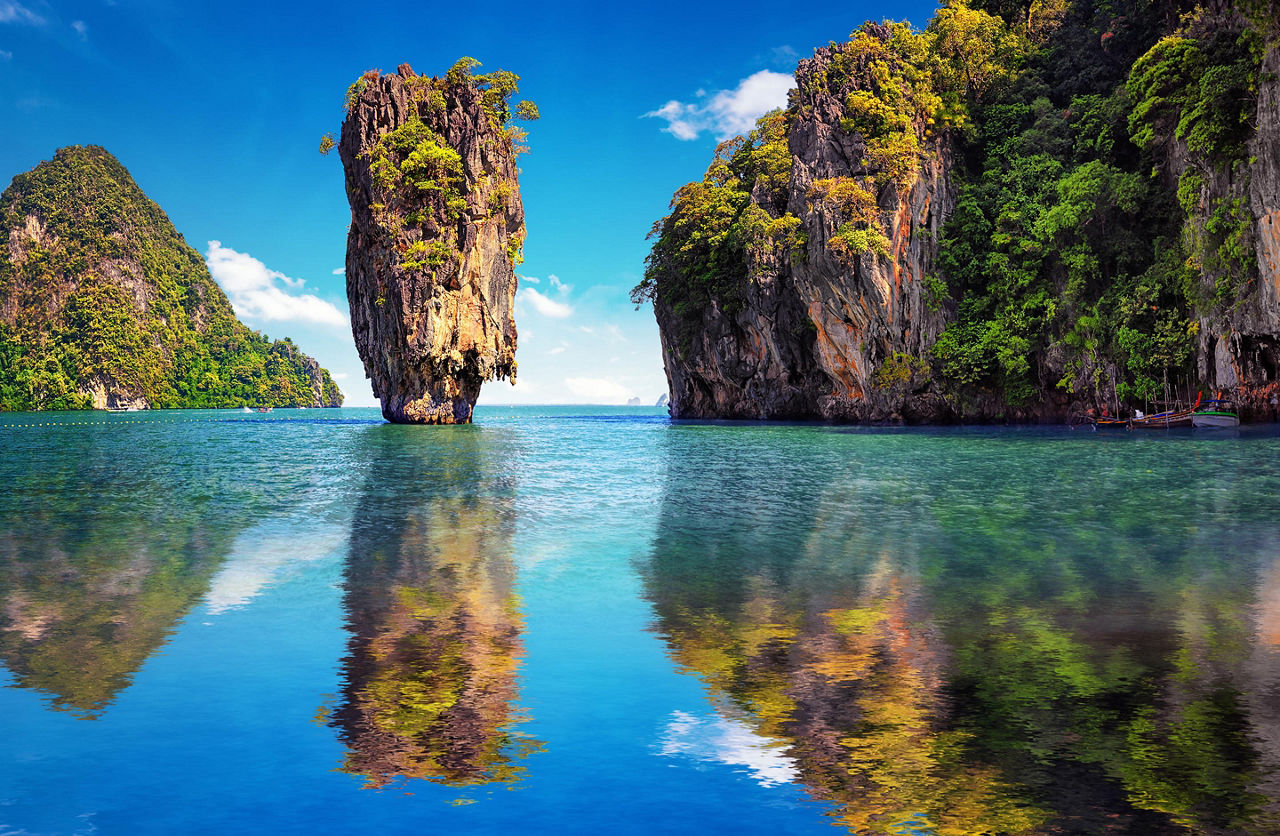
[1192,398,1239,428]
[1130,392,1201,429]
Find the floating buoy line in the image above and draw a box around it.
[0,414,365,429]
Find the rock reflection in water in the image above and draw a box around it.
[332,426,541,788]
[0,433,238,717]
[642,431,1280,834]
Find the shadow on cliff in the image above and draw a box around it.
[329,424,542,788]
[639,426,1280,833]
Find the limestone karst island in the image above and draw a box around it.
[0,146,343,411]
[339,60,529,424]
[634,3,1280,424]
[8,1,1280,834]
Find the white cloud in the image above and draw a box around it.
[70,19,86,40]
[660,711,799,788]
[0,49,10,60]
[205,240,347,327]
[331,267,344,275]
[517,273,573,318]
[204,522,346,615]
[564,376,634,404]
[517,287,573,319]
[547,346,566,355]
[331,372,350,381]
[646,70,795,141]
[0,2,43,25]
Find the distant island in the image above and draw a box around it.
[0,146,342,411]
[634,1,1279,423]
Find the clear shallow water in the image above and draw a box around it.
[2,407,1280,834]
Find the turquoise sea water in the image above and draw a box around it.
[3,406,1280,834]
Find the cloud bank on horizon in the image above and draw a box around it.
[646,69,795,141]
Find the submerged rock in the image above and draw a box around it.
[340,61,531,424]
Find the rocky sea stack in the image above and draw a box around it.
[339,60,533,424]
[637,2,1280,423]
[0,145,342,411]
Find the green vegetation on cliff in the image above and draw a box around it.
[932,0,1265,407]
[347,58,537,280]
[637,0,1277,416]
[633,110,797,347]
[0,146,343,411]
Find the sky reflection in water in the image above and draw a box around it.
[1,407,1279,834]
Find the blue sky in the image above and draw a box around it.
[0,0,939,406]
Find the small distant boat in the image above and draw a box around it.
[1092,416,1129,430]
[1192,399,1239,428]
[254,407,273,413]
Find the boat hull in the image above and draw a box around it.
[1192,412,1240,428]
[1130,413,1194,429]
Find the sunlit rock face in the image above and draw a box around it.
[648,30,954,423]
[339,62,525,424]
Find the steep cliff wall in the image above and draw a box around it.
[643,2,1280,423]
[340,61,530,424]
[644,26,955,421]
[1194,35,1280,418]
[0,145,343,410]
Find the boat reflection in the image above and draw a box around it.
[331,425,542,788]
[642,430,1280,833]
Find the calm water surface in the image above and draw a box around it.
[2,406,1280,834]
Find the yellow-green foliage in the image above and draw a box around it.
[370,121,462,194]
[400,239,455,273]
[346,59,533,284]
[506,229,525,266]
[344,71,377,114]
[442,57,536,130]
[636,13,1021,327]
[632,110,798,334]
[873,351,931,389]
[488,182,513,214]
[0,146,342,411]
[811,177,892,260]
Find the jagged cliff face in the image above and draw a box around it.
[0,145,343,410]
[646,4,1280,423]
[653,33,952,421]
[340,62,526,424]
[1196,37,1280,417]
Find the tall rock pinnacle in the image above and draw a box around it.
[340,60,531,423]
